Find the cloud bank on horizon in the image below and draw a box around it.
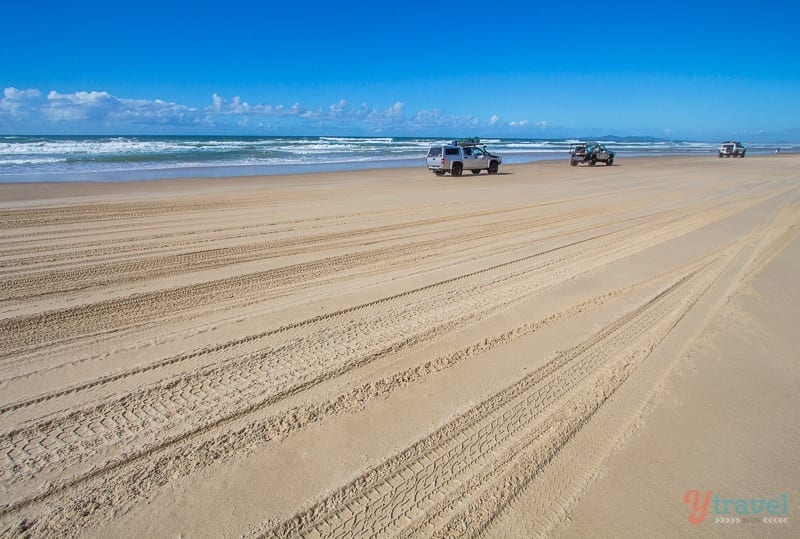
[2,86,795,142]
[0,87,541,137]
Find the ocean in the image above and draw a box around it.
[0,135,794,183]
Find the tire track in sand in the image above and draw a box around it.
[1,193,747,359]
[0,200,729,416]
[0,257,698,536]
[0,202,582,272]
[0,207,731,512]
[261,254,724,538]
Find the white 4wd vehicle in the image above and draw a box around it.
[718,141,746,158]
[426,139,502,176]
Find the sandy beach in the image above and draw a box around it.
[1,156,798,537]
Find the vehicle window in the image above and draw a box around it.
[427,147,442,157]
[445,148,459,156]
[472,148,484,157]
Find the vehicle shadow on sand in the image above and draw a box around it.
[433,172,514,178]
[572,164,619,168]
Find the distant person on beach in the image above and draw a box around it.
[775,148,781,154]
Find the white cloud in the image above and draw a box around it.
[293,99,407,124]
[208,93,302,117]
[115,98,206,125]
[489,114,501,126]
[298,106,323,120]
[386,101,405,118]
[41,90,207,125]
[329,99,347,116]
[0,87,42,118]
[413,109,444,126]
[39,90,206,125]
[45,90,119,121]
[4,87,41,101]
[211,95,411,128]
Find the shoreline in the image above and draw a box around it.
[0,154,795,200]
[1,147,793,185]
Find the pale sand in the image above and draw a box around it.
[0,156,798,537]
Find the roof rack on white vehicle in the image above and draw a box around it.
[452,138,481,146]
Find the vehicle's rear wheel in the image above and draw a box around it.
[471,169,481,175]
[434,170,445,176]
[590,157,597,166]
[488,161,499,174]
[607,157,614,166]
[451,162,463,176]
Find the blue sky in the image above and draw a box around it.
[1,0,798,140]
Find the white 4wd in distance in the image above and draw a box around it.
[426,139,502,176]
[718,141,746,158]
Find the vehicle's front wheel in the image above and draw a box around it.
[570,159,577,166]
[488,161,499,174]
[451,162,463,176]
[607,157,614,166]
[434,170,446,176]
[740,151,746,158]
[590,157,597,166]
[471,169,481,175]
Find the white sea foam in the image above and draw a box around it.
[0,157,68,166]
[320,136,393,143]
